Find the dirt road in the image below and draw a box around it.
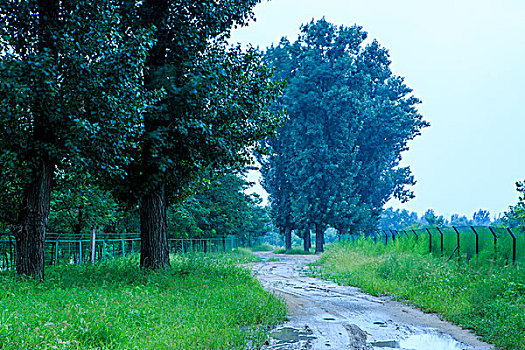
[248,252,496,350]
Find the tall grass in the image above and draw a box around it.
[315,238,525,350]
[0,251,285,349]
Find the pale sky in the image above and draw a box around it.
[232,0,525,220]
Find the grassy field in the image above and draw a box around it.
[0,250,286,349]
[315,238,525,350]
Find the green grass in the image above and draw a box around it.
[0,251,286,349]
[273,247,312,255]
[314,238,525,350]
[248,243,275,252]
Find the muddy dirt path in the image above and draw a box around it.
[248,252,496,350]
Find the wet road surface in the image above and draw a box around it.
[248,252,496,350]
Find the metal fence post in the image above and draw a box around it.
[55,241,59,265]
[426,228,432,253]
[103,240,107,261]
[452,226,461,259]
[436,227,444,256]
[489,226,498,258]
[507,228,516,263]
[470,226,479,255]
[79,240,82,264]
[122,239,126,258]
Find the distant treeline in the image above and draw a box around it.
[379,207,517,231]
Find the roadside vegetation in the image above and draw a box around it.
[273,247,313,255]
[249,243,275,252]
[0,251,286,350]
[315,239,525,350]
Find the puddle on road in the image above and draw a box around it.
[398,333,469,350]
[266,326,316,350]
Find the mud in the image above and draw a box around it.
[249,252,496,350]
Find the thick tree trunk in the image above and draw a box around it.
[315,223,324,254]
[139,182,170,270]
[284,224,292,252]
[303,228,311,253]
[14,159,53,280]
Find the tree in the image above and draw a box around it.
[167,170,271,248]
[379,208,420,230]
[450,213,469,226]
[0,1,152,279]
[422,209,446,227]
[259,134,295,252]
[504,180,525,229]
[262,19,428,252]
[117,0,284,269]
[472,209,491,226]
[48,171,120,236]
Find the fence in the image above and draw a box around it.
[0,233,241,270]
[346,226,524,264]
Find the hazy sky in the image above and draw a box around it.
[231,0,525,220]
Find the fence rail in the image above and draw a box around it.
[0,234,241,270]
[344,226,524,263]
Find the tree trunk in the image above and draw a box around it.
[14,159,53,280]
[284,224,292,252]
[303,228,311,253]
[139,182,170,270]
[315,223,324,254]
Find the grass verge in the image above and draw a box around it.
[0,250,286,349]
[273,247,312,255]
[248,243,275,252]
[314,239,525,350]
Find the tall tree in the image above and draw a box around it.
[0,1,151,279]
[118,1,284,269]
[262,19,428,252]
[259,134,295,252]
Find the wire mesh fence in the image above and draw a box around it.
[0,233,242,270]
[349,226,524,263]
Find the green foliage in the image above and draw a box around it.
[505,180,525,229]
[0,1,154,225]
[273,247,313,255]
[167,171,272,243]
[116,1,285,203]
[260,18,428,247]
[0,253,285,349]
[379,208,420,230]
[249,243,275,252]
[316,240,525,350]
[48,171,120,235]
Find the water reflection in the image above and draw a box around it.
[400,333,469,350]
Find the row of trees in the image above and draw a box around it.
[46,170,270,243]
[0,1,283,279]
[379,207,495,230]
[259,19,428,253]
